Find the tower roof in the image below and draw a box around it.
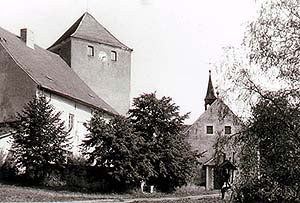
[204,70,217,107]
[48,12,132,51]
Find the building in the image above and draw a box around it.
[185,71,242,190]
[48,12,132,115]
[0,12,131,154]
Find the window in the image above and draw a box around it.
[225,126,231,134]
[68,113,74,130]
[111,51,117,61]
[206,126,213,134]
[87,45,94,56]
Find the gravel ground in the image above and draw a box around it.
[131,197,226,203]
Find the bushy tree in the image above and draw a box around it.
[11,96,70,182]
[82,111,155,191]
[128,92,198,192]
[235,91,300,202]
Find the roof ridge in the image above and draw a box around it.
[71,12,87,38]
[48,13,85,49]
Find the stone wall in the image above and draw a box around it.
[70,38,131,115]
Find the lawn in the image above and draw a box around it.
[0,183,118,202]
[0,183,225,202]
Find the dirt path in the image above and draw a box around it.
[61,193,220,203]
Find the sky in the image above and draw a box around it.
[0,0,257,123]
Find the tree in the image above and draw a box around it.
[245,0,300,84]
[82,111,155,191]
[235,91,300,202]
[11,96,70,182]
[128,92,198,192]
[209,0,300,201]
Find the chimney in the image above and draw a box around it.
[20,28,34,49]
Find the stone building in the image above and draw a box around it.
[0,12,131,154]
[48,12,132,115]
[185,71,242,190]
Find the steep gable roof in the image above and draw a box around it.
[49,12,132,51]
[195,99,242,127]
[0,26,117,115]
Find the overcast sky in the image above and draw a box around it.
[0,0,257,123]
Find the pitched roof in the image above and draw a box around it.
[0,26,118,115]
[49,12,132,51]
[204,70,217,106]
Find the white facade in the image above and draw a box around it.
[0,89,111,156]
[0,135,11,154]
[44,91,93,155]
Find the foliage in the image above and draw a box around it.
[245,0,300,83]
[0,151,17,180]
[128,92,198,192]
[234,91,300,202]
[82,111,153,191]
[222,1,300,202]
[11,96,71,183]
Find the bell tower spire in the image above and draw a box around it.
[204,70,217,110]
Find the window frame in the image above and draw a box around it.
[111,50,117,61]
[225,126,232,135]
[68,113,75,130]
[87,45,94,57]
[206,125,213,134]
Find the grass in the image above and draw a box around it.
[0,183,121,202]
[0,183,223,202]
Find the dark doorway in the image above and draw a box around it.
[213,167,223,189]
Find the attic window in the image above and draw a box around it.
[111,51,117,61]
[88,93,95,98]
[206,126,213,134]
[46,75,54,81]
[88,45,94,56]
[0,37,7,43]
[225,126,231,134]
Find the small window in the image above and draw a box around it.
[111,51,117,61]
[225,126,231,134]
[87,46,94,56]
[68,113,74,130]
[206,126,213,134]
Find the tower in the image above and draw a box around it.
[48,12,132,115]
[204,70,217,110]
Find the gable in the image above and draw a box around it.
[188,99,242,135]
[185,99,242,163]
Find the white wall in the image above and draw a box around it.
[44,92,92,155]
[0,89,111,157]
[0,136,11,155]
